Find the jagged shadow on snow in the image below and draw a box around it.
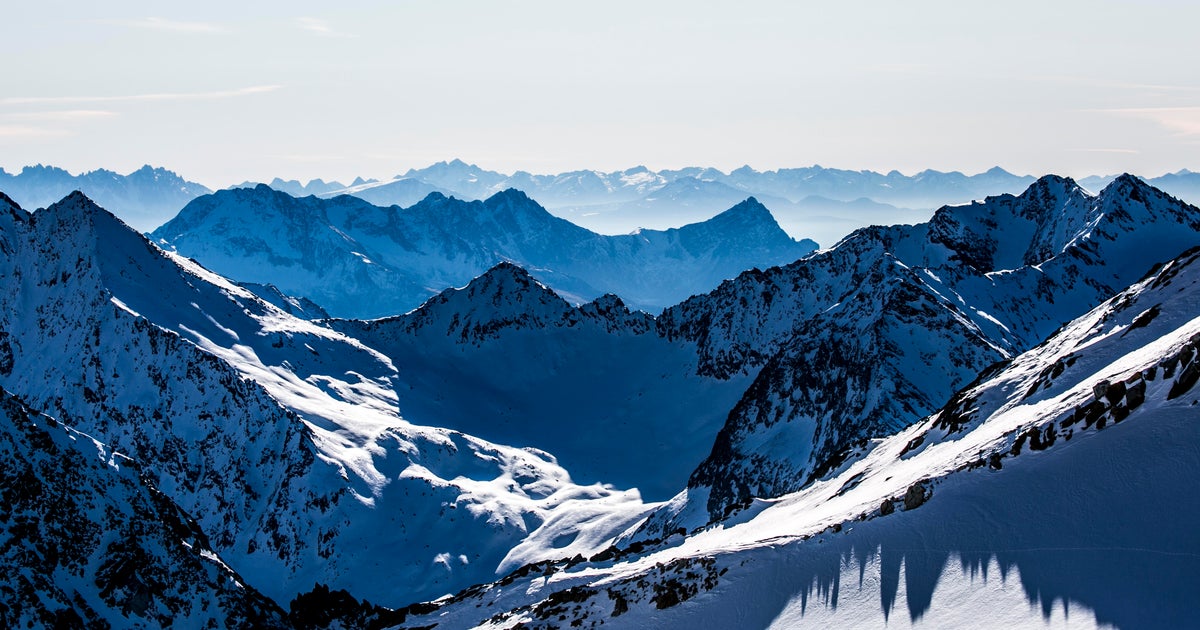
[679,408,1200,629]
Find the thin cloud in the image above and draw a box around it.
[1097,106,1200,136]
[0,125,69,138]
[3,110,118,122]
[295,17,356,38]
[1,85,282,106]
[98,17,226,33]
[275,154,347,163]
[1032,75,1200,93]
[1066,148,1141,155]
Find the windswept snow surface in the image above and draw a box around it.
[399,237,1200,630]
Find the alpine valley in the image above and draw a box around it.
[1,172,1198,630]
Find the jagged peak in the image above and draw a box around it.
[579,293,655,334]
[484,187,534,205]
[417,190,448,204]
[698,197,778,229]
[481,259,535,280]
[42,190,143,231]
[398,261,575,342]
[1025,173,1081,194]
[20,164,70,177]
[414,261,558,309]
[1098,173,1154,199]
[131,164,167,176]
[44,190,99,216]
[579,292,632,320]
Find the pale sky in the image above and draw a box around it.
[3,0,1199,188]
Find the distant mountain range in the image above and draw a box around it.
[151,186,817,318]
[0,164,211,231]
[237,160,1200,247]
[8,161,1200,249]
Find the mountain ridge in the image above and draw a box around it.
[151,186,817,318]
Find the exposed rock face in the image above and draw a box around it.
[0,389,288,628]
[657,175,1200,519]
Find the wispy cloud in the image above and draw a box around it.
[1,85,282,106]
[275,153,347,163]
[1096,106,1200,135]
[1066,148,1141,155]
[295,17,356,38]
[0,125,70,138]
[3,110,118,122]
[98,17,226,33]
[1031,75,1200,93]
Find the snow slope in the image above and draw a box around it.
[0,191,648,607]
[659,174,1200,519]
[395,238,1200,630]
[150,186,816,317]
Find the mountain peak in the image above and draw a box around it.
[1101,173,1151,196]
[398,261,574,343]
[485,188,533,205]
[481,259,535,282]
[706,197,775,227]
[1020,174,1083,207]
[418,190,448,203]
[45,190,99,217]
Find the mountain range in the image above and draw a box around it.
[245,161,1200,247]
[1,172,1199,627]
[404,239,1200,629]
[150,186,817,318]
[0,165,211,231]
[12,160,1200,250]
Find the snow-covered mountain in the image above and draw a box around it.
[4,172,1199,627]
[391,230,1200,630]
[0,191,649,607]
[657,174,1200,519]
[0,164,210,231]
[0,388,289,628]
[150,185,817,318]
[329,263,755,500]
